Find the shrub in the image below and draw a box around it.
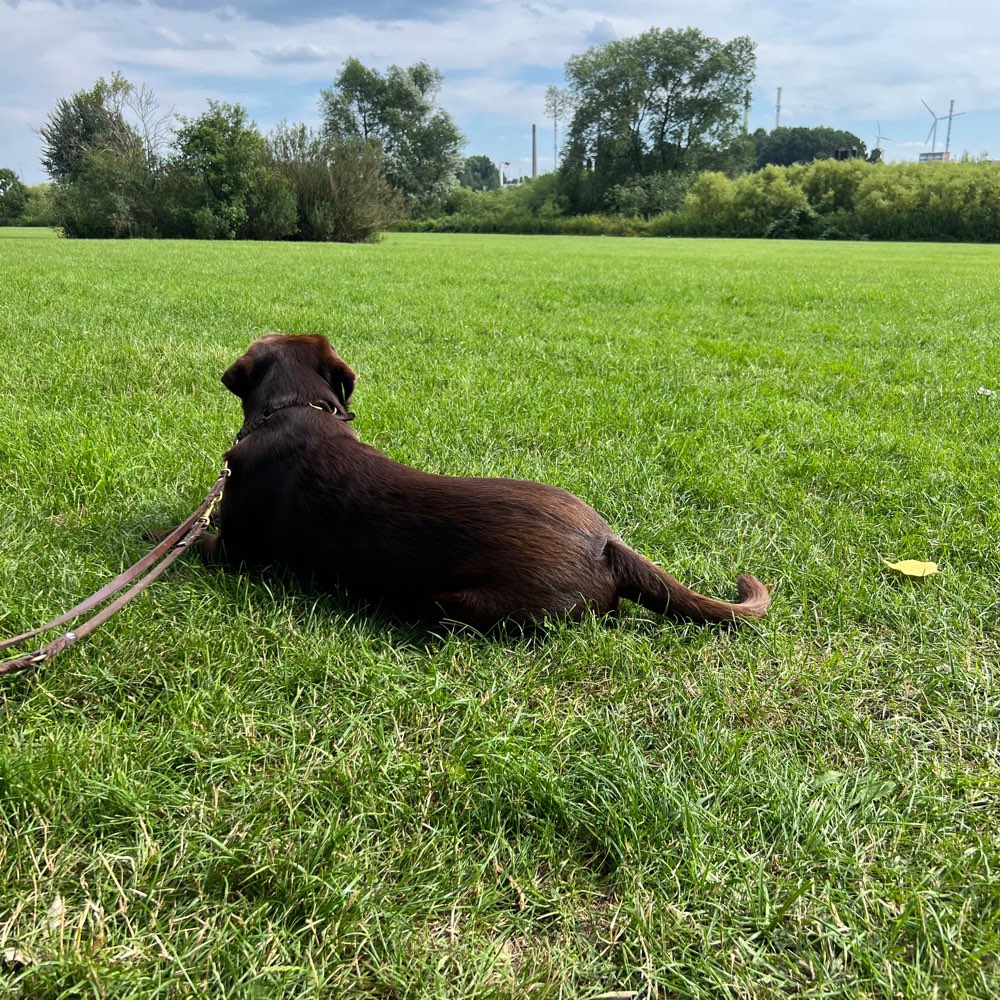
[608,171,696,217]
[765,205,821,239]
[729,166,810,236]
[20,184,57,227]
[268,125,403,243]
[169,102,296,241]
[679,171,737,235]
[241,167,298,241]
[53,147,159,238]
[0,168,28,224]
[800,158,869,217]
[854,162,1000,242]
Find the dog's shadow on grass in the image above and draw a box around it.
[178,556,719,665]
[191,560,542,651]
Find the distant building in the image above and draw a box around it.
[919,151,951,163]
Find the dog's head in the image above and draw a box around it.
[222,334,356,406]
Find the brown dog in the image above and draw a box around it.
[202,334,770,630]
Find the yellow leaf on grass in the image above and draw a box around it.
[883,559,939,578]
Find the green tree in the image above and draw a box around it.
[854,162,1000,242]
[543,86,574,169]
[38,73,168,179]
[39,78,122,183]
[21,184,56,227]
[680,171,737,234]
[753,126,867,169]
[730,165,810,236]
[0,168,28,224]
[53,145,162,238]
[678,167,810,237]
[320,59,464,213]
[562,27,755,209]
[608,171,697,217]
[267,122,403,242]
[457,155,500,191]
[170,102,296,239]
[41,74,170,237]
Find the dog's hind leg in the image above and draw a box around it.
[427,589,510,632]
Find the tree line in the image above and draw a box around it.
[407,158,1000,242]
[0,27,779,238]
[2,25,995,242]
[10,63,463,241]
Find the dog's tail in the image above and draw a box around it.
[604,537,771,624]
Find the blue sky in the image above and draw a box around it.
[2,0,999,184]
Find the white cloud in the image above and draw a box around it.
[155,26,236,50]
[253,43,335,64]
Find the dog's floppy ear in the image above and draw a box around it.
[318,341,356,405]
[221,354,257,398]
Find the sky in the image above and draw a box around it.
[2,0,999,185]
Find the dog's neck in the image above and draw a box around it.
[235,399,355,443]
[236,366,355,443]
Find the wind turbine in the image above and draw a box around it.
[922,100,945,153]
[869,121,892,160]
[943,100,965,154]
[922,100,964,155]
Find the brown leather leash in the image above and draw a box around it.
[0,466,229,677]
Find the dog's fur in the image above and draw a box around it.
[200,334,771,630]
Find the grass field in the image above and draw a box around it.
[1,231,998,998]
[0,227,59,239]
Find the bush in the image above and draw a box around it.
[608,171,696,217]
[268,125,403,243]
[0,168,28,224]
[678,172,737,235]
[671,160,1000,242]
[167,102,296,241]
[645,211,686,237]
[854,162,1000,242]
[241,167,298,241]
[53,147,158,238]
[402,161,1000,243]
[396,210,647,237]
[764,206,821,239]
[799,158,868,217]
[729,167,811,236]
[20,184,57,227]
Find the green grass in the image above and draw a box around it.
[1,233,998,998]
[0,227,59,239]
